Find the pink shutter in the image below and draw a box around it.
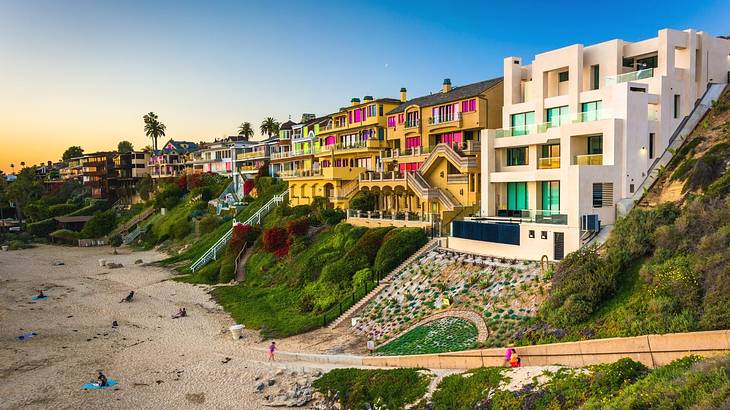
[470,99,476,111]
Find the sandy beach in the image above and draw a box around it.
[0,245,349,410]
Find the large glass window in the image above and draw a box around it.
[587,135,603,154]
[674,95,680,118]
[541,144,560,158]
[592,183,603,208]
[507,182,528,210]
[591,65,600,90]
[510,111,535,136]
[506,147,528,166]
[540,181,560,212]
[546,106,569,128]
[581,101,603,121]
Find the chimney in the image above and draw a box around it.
[351,97,361,106]
[400,87,407,102]
[442,78,452,93]
[363,95,373,103]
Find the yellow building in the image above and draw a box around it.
[352,78,503,233]
[284,96,401,207]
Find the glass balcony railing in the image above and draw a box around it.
[574,110,612,123]
[537,157,560,169]
[347,209,436,223]
[428,112,461,126]
[474,209,568,225]
[495,122,549,138]
[575,153,603,165]
[605,68,654,86]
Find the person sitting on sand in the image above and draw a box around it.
[120,291,135,303]
[268,341,276,361]
[172,307,187,319]
[96,371,108,387]
[37,290,45,298]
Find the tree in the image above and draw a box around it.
[260,117,280,138]
[117,140,134,153]
[237,122,254,140]
[5,167,43,220]
[62,146,84,162]
[141,145,153,153]
[143,112,166,152]
[136,175,153,201]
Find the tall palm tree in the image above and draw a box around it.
[143,112,166,152]
[260,117,280,138]
[237,122,254,140]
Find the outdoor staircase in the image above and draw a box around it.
[189,189,288,272]
[406,172,459,211]
[118,207,156,234]
[122,225,147,245]
[419,143,478,174]
[327,237,442,329]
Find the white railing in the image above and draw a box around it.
[347,209,437,223]
[122,225,146,245]
[190,189,289,272]
[605,68,654,86]
[428,112,462,125]
[270,148,315,160]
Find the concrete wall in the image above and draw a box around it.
[361,329,730,369]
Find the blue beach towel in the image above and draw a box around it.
[32,295,49,300]
[16,332,37,340]
[82,379,118,389]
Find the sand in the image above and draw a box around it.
[0,245,341,410]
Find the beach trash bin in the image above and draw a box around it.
[98,259,106,267]
[229,324,244,340]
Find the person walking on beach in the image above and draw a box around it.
[268,341,276,361]
[120,291,135,303]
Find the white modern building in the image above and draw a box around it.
[449,28,730,261]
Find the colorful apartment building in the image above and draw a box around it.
[350,78,504,232]
[149,139,198,178]
[271,114,328,178]
[447,28,730,261]
[284,97,401,207]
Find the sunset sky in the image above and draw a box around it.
[1,0,729,173]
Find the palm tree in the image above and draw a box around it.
[10,164,14,173]
[20,161,25,169]
[143,112,166,152]
[260,117,280,138]
[237,122,254,140]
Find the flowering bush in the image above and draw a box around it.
[262,227,288,256]
[228,224,261,254]
[287,217,310,237]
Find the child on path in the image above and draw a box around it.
[268,341,276,361]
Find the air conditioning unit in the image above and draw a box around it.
[581,214,601,232]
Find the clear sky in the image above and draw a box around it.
[1,0,729,173]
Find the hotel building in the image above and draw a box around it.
[448,28,730,261]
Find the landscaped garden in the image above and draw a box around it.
[375,317,478,355]
[353,248,545,348]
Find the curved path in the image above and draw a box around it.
[374,308,489,349]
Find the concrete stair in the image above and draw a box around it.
[327,238,441,329]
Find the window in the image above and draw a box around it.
[622,57,635,68]
[506,147,528,166]
[506,182,528,210]
[581,101,603,121]
[387,116,396,127]
[540,181,560,212]
[541,144,560,159]
[592,183,603,208]
[629,183,635,193]
[510,111,535,136]
[397,113,404,124]
[649,133,655,159]
[405,136,421,148]
[379,104,383,116]
[529,230,535,238]
[541,231,548,239]
[368,104,377,117]
[591,65,600,90]
[546,106,569,127]
[558,71,569,82]
[636,55,658,69]
[587,136,603,155]
[461,98,477,112]
[674,94,680,118]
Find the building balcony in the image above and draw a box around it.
[537,157,560,169]
[428,112,462,128]
[473,209,568,225]
[446,174,468,184]
[404,119,420,129]
[314,139,388,156]
[270,148,315,161]
[281,166,364,180]
[347,209,437,224]
[605,67,654,86]
[575,154,603,165]
[237,151,268,160]
[382,145,433,161]
[574,110,612,123]
[496,123,550,138]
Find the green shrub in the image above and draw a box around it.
[154,184,184,210]
[47,203,78,217]
[430,367,504,410]
[321,208,345,225]
[171,220,192,240]
[352,268,373,291]
[350,190,377,211]
[313,368,430,410]
[80,209,117,239]
[198,214,221,235]
[684,154,725,192]
[373,227,427,276]
[50,229,80,241]
[67,199,109,216]
[8,239,33,250]
[218,252,236,283]
[109,234,123,247]
[27,218,58,237]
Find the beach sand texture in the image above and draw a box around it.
[0,245,314,410]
